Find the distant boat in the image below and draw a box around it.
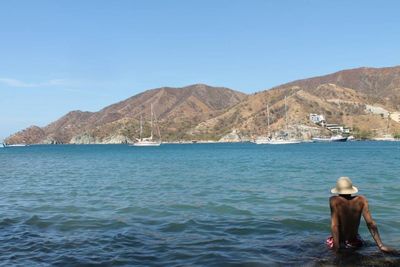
[254,137,271,144]
[256,97,301,145]
[2,143,29,147]
[254,136,301,145]
[312,137,331,142]
[131,104,161,147]
[267,138,301,145]
[312,135,347,142]
[254,104,273,144]
[330,135,348,142]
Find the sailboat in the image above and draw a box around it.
[1,142,28,147]
[132,104,161,146]
[255,104,272,144]
[256,96,301,145]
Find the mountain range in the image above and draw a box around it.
[6,66,400,144]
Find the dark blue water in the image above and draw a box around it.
[0,142,399,266]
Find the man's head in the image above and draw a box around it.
[331,176,358,195]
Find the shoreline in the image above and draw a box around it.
[2,139,400,146]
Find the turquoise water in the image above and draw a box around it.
[0,142,399,266]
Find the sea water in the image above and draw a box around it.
[0,142,399,266]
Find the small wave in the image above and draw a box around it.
[159,219,203,233]
[58,218,129,231]
[0,218,18,227]
[206,203,254,216]
[24,215,53,229]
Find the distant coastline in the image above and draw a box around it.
[5,66,400,145]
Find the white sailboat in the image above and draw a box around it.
[267,138,301,145]
[7,144,29,147]
[132,104,161,147]
[256,97,301,145]
[1,143,28,147]
[254,104,272,144]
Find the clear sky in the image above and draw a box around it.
[1,0,400,138]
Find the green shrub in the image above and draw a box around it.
[353,130,373,140]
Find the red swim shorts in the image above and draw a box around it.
[326,235,363,249]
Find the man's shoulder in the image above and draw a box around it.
[355,194,368,203]
[329,195,340,205]
[329,195,368,203]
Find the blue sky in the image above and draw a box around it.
[1,0,400,138]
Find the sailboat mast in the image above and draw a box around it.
[139,114,143,141]
[284,96,288,132]
[150,103,154,140]
[267,103,270,136]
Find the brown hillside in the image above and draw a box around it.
[274,66,400,108]
[195,68,400,138]
[5,84,246,144]
[6,66,400,144]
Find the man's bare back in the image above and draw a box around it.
[330,195,364,242]
[329,177,394,253]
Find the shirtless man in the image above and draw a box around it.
[327,176,394,253]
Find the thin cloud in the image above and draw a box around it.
[0,78,68,88]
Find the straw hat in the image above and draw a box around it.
[331,177,358,194]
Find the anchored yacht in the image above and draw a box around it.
[131,104,161,147]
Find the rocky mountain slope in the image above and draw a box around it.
[6,66,400,144]
[275,66,400,108]
[6,84,246,144]
[194,66,400,139]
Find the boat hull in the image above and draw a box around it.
[312,138,331,142]
[255,139,301,145]
[131,142,161,147]
[312,136,348,142]
[3,144,29,147]
[330,137,348,142]
[267,140,301,145]
[254,139,271,144]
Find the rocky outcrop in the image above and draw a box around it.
[101,134,132,144]
[70,133,99,144]
[218,129,242,142]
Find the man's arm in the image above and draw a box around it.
[362,197,393,253]
[329,198,340,251]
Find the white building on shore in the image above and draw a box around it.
[309,114,326,126]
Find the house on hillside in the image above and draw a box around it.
[325,124,350,134]
[309,114,326,126]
